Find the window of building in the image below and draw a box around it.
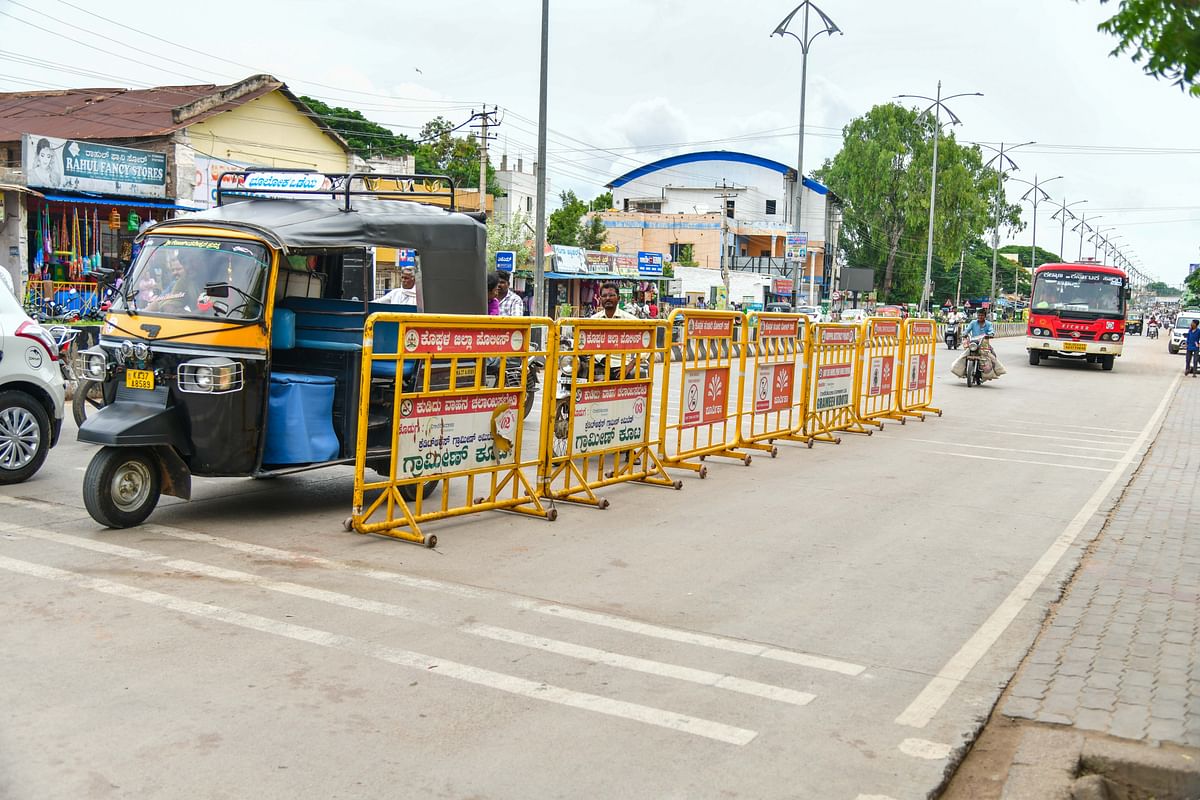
[632,200,662,213]
[765,199,777,216]
[526,196,532,213]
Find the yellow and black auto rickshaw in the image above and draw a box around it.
[75,172,537,527]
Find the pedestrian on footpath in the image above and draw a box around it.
[1186,319,1200,375]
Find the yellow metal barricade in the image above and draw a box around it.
[855,317,907,428]
[659,309,750,477]
[804,322,873,444]
[896,318,942,419]
[540,318,681,506]
[735,312,810,456]
[349,313,554,547]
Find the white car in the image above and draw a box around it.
[840,308,868,323]
[1168,312,1200,355]
[0,279,66,483]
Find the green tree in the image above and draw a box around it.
[579,215,608,250]
[487,211,533,272]
[1146,279,1183,295]
[547,190,588,246]
[1095,0,1200,96]
[413,117,502,196]
[299,96,414,158]
[589,191,614,212]
[816,103,1021,303]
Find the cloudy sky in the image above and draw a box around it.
[2,0,1197,284]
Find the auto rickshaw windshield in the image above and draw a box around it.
[116,235,269,320]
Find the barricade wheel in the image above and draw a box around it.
[769,446,778,458]
[743,455,752,466]
[672,480,683,490]
[424,534,438,549]
[900,418,907,426]
[806,439,814,449]
[834,437,842,445]
[699,455,706,462]
[936,411,943,417]
[698,466,708,479]
[599,498,610,510]
[547,508,558,522]
[343,517,354,532]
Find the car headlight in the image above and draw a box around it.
[75,347,109,380]
[178,357,243,394]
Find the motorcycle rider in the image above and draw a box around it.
[952,308,1006,382]
[945,306,965,347]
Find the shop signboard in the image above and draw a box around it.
[614,255,638,278]
[785,231,808,261]
[572,381,650,454]
[398,249,417,268]
[552,245,587,273]
[23,134,167,198]
[637,251,664,277]
[495,251,515,272]
[773,278,794,295]
[585,251,612,274]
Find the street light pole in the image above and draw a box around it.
[773,1,842,310]
[1011,174,1061,301]
[1072,213,1100,261]
[1050,197,1086,262]
[980,140,1033,307]
[896,83,982,313]
[532,0,549,317]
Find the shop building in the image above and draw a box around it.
[593,150,839,304]
[0,74,353,295]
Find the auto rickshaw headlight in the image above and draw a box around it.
[75,348,109,380]
[178,357,243,394]
[133,342,151,361]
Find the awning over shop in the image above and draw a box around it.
[544,271,672,281]
[40,193,203,212]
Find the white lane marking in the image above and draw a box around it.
[896,372,1181,729]
[929,450,1110,473]
[4,523,812,709]
[0,496,858,680]
[0,553,758,746]
[855,795,900,800]
[521,603,866,676]
[1016,421,1141,434]
[898,738,952,760]
[979,430,1126,449]
[465,623,816,707]
[1030,429,1137,441]
[909,439,1121,462]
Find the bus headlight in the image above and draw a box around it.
[1032,328,1042,336]
[178,358,243,394]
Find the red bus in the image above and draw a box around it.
[1027,262,1128,371]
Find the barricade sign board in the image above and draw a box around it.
[897,318,941,419]
[350,313,554,547]
[735,312,809,455]
[541,318,679,506]
[660,309,750,477]
[856,317,907,426]
[804,323,873,444]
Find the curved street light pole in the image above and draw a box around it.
[980,140,1034,309]
[1011,174,1062,300]
[1072,214,1101,261]
[896,83,982,313]
[1050,197,1087,264]
[773,1,842,309]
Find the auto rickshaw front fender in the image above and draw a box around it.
[78,386,191,455]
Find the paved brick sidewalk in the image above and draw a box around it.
[1003,376,1200,745]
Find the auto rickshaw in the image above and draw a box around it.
[75,172,539,528]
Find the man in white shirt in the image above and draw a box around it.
[496,272,525,317]
[377,266,419,306]
[591,282,637,319]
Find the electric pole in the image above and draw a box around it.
[715,181,737,308]
[470,106,499,214]
[955,250,964,307]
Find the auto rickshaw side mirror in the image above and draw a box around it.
[204,281,231,298]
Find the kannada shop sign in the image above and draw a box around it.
[637,251,664,277]
[495,251,515,272]
[23,134,167,198]
[572,382,650,454]
[395,392,520,480]
[681,367,729,428]
[814,363,853,410]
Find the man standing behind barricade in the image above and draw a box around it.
[495,272,525,317]
[591,282,637,320]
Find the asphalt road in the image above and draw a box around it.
[0,332,1181,800]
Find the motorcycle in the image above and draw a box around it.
[963,336,993,387]
[944,321,961,350]
[1147,322,1159,340]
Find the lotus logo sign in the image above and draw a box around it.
[681,367,729,427]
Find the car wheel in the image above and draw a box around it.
[1169,345,1178,354]
[83,446,162,528]
[0,390,51,484]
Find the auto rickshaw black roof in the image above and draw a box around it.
[142,171,488,314]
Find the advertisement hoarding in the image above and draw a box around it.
[24,133,167,198]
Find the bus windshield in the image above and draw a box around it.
[115,236,269,320]
[1031,270,1125,317]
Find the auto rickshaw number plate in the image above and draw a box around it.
[1062,342,1087,352]
[125,368,155,390]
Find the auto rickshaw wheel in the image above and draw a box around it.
[399,482,437,502]
[523,388,537,419]
[72,379,107,426]
[83,446,162,528]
